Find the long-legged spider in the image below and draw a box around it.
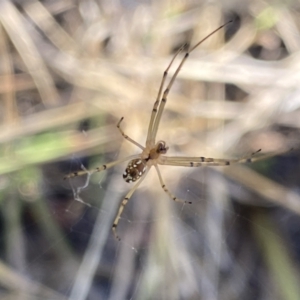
[65,20,260,240]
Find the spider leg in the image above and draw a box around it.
[117,117,144,150]
[150,20,233,143]
[160,149,262,167]
[154,165,191,204]
[160,161,234,167]
[64,154,141,179]
[112,168,150,241]
[146,45,186,147]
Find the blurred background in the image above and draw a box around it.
[1,0,300,299]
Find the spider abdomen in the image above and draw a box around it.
[123,159,147,183]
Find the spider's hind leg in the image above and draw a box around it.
[64,154,141,179]
[112,168,150,241]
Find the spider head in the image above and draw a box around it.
[156,141,169,154]
[147,140,168,160]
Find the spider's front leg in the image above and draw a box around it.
[149,20,233,145]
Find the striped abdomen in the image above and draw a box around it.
[123,159,147,183]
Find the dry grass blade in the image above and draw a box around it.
[23,1,77,53]
[0,0,59,107]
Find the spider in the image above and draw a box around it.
[65,20,260,240]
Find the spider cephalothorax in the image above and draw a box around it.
[155,141,169,155]
[64,20,259,241]
[123,141,169,182]
[148,140,169,159]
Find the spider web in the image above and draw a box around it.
[6,144,299,300]
[56,149,300,300]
